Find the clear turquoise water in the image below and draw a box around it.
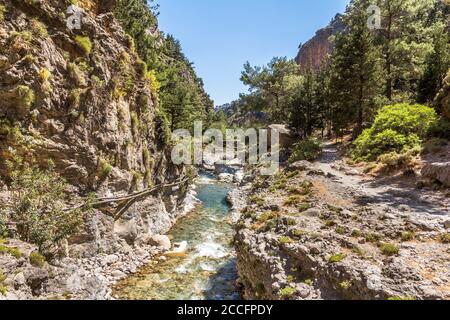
[114,175,240,300]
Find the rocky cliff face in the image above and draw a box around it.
[295,14,344,71]
[0,0,192,299]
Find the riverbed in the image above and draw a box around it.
[113,174,240,300]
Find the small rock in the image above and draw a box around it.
[398,204,410,212]
[303,208,321,217]
[444,220,450,229]
[111,270,126,279]
[14,273,26,287]
[148,235,171,251]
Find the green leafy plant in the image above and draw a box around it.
[75,36,93,56]
[335,226,346,235]
[0,4,6,23]
[99,159,113,177]
[30,19,48,38]
[289,137,322,162]
[352,104,438,161]
[279,286,296,298]
[400,232,415,242]
[29,252,46,267]
[303,279,313,286]
[4,157,87,255]
[0,271,7,295]
[329,253,346,263]
[439,233,450,244]
[339,280,352,290]
[388,296,416,301]
[249,195,265,206]
[279,236,294,245]
[379,243,400,256]
[0,245,23,259]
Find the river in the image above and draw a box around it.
[113,174,240,300]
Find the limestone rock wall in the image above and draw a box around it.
[0,0,187,257]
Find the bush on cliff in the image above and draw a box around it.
[352,104,438,161]
[1,156,89,256]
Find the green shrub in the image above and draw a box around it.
[99,159,113,177]
[297,203,311,212]
[279,286,296,298]
[352,104,438,161]
[145,70,161,94]
[365,233,382,243]
[339,280,352,290]
[379,243,400,256]
[284,195,302,207]
[75,36,92,55]
[16,85,35,111]
[328,253,346,263]
[292,229,307,238]
[30,19,48,38]
[257,211,277,223]
[0,284,7,295]
[29,252,46,267]
[289,137,322,162]
[388,296,416,301]
[0,245,22,259]
[250,195,265,206]
[5,157,86,255]
[279,236,294,245]
[335,226,346,235]
[0,4,6,23]
[377,149,418,168]
[303,279,313,286]
[439,233,450,244]
[351,229,362,237]
[400,232,415,242]
[39,68,51,82]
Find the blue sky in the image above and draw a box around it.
[157,0,350,106]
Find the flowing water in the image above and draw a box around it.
[113,174,240,300]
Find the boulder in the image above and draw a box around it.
[287,160,314,172]
[148,235,171,251]
[422,162,450,187]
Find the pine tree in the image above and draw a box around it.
[288,72,321,138]
[329,0,384,137]
[418,7,450,103]
[376,0,437,102]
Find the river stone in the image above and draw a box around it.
[148,235,171,251]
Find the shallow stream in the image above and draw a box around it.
[113,174,240,300]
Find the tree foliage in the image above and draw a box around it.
[114,0,214,132]
[231,0,448,145]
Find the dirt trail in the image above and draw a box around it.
[312,141,449,218]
